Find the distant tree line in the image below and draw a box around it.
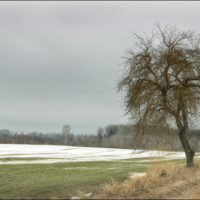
[0,124,199,151]
[0,130,63,145]
[0,124,133,148]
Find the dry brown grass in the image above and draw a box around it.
[190,187,200,199]
[79,160,200,199]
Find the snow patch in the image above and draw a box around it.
[130,172,146,178]
[0,144,194,164]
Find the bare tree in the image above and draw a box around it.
[117,23,200,167]
[62,125,71,145]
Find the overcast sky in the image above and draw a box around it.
[0,1,200,134]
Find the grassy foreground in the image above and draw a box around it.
[0,160,148,199]
[1,156,199,199]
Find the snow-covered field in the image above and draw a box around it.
[0,144,198,164]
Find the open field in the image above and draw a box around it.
[0,144,197,164]
[0,161,148,199]
[0,144,200,199]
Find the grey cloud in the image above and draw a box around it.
[0,1,200,133]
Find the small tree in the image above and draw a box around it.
[62,125,71,145]
[117,23,200,167]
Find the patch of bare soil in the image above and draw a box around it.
[78,161,200,199]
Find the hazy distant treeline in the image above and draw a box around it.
[0,130,63,145]
[0,124,133,148]
[0,124,200,151]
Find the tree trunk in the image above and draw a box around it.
[179,130,195,167]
